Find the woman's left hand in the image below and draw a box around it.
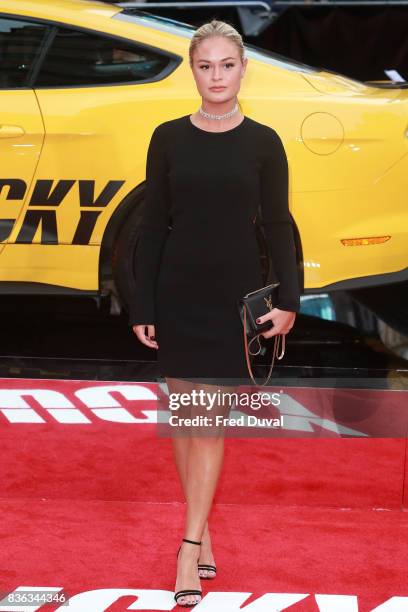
[256,308,296,339]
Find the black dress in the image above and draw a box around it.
[128,114,300,382]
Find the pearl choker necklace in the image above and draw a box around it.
[199,102,239,120]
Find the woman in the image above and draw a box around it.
[129,20,300,607]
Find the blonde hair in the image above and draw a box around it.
[189,19,245,66]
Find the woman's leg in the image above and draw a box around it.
[166,376,201,606]
[166,377,236,605]
[167,378,216,581]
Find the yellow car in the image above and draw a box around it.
[1,0,407,323]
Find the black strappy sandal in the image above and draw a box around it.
[197,561,217,579]
[174,538,203,607]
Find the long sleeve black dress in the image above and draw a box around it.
[128,113,301,382]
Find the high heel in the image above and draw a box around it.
[197,534,216,578]
[174,538,202,607]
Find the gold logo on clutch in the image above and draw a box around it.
[264,294,273,310]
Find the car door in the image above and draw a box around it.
[0,16,48,254]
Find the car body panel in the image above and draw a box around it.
[0,91,45,253]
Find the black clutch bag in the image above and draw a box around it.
[238,282,279,337]
[237,282,285,386]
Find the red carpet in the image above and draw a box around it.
[0,378,407,610]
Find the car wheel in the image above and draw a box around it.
[111,208,142,320]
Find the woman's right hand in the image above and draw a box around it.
[132,324,158,350]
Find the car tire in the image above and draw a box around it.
[111,207,142,321]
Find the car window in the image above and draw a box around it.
[34,26,171,87]
[0,17,49,88]
[114,10,320,74]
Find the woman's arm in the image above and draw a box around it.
[259,128,301,313]
[128,124,170,326]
